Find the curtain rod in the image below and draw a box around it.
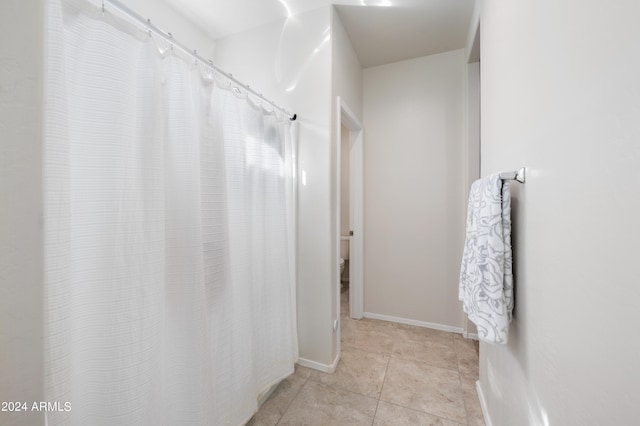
[101,0,297,121]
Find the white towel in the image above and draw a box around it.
[459,174,514,344]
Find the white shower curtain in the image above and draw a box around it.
[44,1,297,424]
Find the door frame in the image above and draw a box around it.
[336,97,364,320]
[463,14,481,339]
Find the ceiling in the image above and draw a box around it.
[162,0,475,68]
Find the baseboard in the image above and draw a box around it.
[463,331,479,340]
[475,380,493,426]
[363,312,464,334]
[257,382,279,407]
[297,352,341,374]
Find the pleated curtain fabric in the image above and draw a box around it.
[44,0,298,424]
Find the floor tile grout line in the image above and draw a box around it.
[387,353,460,373]
[310,378,381,401]
[453,339,473,426]
[339,345,392,358]
[377,387,469,424]
[303,379,380,401]
[301,379,380,413]
[305,361,388,401]
[371,353,393,425]
[274,372,311,426]
[379,399,468,425]
[371,398,381,426]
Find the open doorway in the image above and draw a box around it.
[463,15,481,339]
[339,123,351,315]
[336,97,363,322]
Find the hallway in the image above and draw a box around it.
[248,290,484,425]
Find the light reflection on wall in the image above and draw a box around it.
[274,18,331,93]
[360,0,393,6]
[486,352,550,426]
[277,0,292,18]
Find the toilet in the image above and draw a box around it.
[339,239,349,286]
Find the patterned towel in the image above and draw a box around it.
[459,174,514,344]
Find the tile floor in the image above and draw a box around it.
[247,289,485,426]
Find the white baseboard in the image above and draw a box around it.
[297,352,341,374]
[363,312,464,334]
[463,331,479,340]
[476,380,493,426]
[257,382,279,407]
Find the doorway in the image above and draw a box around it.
[336,97,363,322]
[463,17,481,339]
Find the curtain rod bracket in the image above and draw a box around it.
[499,167,526,183]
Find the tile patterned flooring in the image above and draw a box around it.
[247,289,485,426]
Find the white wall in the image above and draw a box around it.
[126,0,215,58]
[363,49,466,329]
[0,2,45,425]
[478,1,640,425]
[215,7,336,367]
[331,9,363,119]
